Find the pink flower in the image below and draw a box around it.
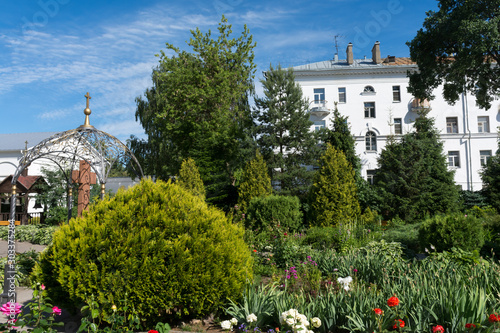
[0,302,22,316]
[41,284,46,290]
[52,306,62,316]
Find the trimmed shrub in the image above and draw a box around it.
[302,226,340,251]
[419,213,484,252]
[35,179,252,326]
[308,144,360,227]
[176,157,206,199]
[245,195,303,232]
[237,151,272,213]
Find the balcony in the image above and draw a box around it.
[309,100,330,117]
[410,98,431,113]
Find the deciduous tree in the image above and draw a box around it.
[134,16,256,208]
[407,0,500,109]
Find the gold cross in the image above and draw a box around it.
[85,92,91,108]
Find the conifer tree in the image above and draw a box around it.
[309,144,360,227]
[375,115,459,221]
[253,64,320,198]
[481,140,500,212]
[237,151,272,212]
[177,158,206,200]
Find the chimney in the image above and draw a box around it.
[334,53,338,62]
[346,42,353,65]
[372,41,382,64]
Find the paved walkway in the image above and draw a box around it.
[0,240,82,332]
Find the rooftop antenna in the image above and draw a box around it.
[333,34,343,61]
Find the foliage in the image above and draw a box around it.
[481,141,500,212]
[419,213,485,252]
[133,16,256,208]
[35,167,78,224]
[320,103,360,172]
[378,223,421,255]
[176,158,206,200]
[227,249,500,333]
[309,144,360,227]
[0,225,57,245]
[77,294,143,333]
[0,283,64,332]
[0,251,38,288]
[237,151,272,213]
[375,116,460,221]
[301,226,342,251]
[35,178,253,326]
[407,0,500,110]
[253,64,319,198]
[245,194,303,232]
[460,190,488,210]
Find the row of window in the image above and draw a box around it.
[313,86,402,105]
[446,116,490,133]
[366,150,492,184]
[448,150,492,168]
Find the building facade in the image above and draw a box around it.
[292,42,499,191]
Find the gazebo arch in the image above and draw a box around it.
[1,92,143,305]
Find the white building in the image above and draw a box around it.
[292,41,499,191]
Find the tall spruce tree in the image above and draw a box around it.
[308,144,360,227]
[253,64,319,198]
[375,115,459,221]
[237,150,272,213]
[133,16,256,208]
[481,140,500,212]
[177,158,206,200]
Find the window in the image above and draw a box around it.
[446,117,458,133]
[392,86,401,102]
[338,87,346,103]
[365,131,377,151]
[478,116,490,133]
[366,170,376,185]
[314,88,325,104]
[448,151,460,167]
[480,150,492,166]
[363,85,375,93]
[313,120,325,131]
[364,102,376,118]
[394,118,402,134]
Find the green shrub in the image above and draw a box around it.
[176,157,206,199]
[380,223,421,254]
[419,213,484,252]
[246,195,303,232]
[237,151,272,213]
[302,226,340,251]
[0,225,57,245]
[35,179,252,326]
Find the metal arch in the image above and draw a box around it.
[13,127,144,185]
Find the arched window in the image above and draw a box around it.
[365,131,377,151]
[363,85,375,93]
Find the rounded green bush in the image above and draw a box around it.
[36,179,252,325]
[419,213,484,252]
[245,195,303,232]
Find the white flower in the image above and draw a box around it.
[297,314,309,327]
[307,330,315,333]
[293,324,307,333]
[311,317,321,328]
[230,318,238,326]
[221,320,232,331]
[247,313,258,323]
[286,317,296,326]
[337,276,353,291]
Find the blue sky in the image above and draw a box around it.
[0,0,439,142]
